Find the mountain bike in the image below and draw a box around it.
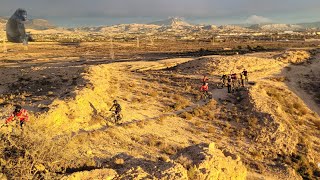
[201,91,212,100]
[107,111,123,124]
[216,80,227,89]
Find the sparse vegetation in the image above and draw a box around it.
[0,126,78,179]
[171,94,190,110]
[181,112,193,120]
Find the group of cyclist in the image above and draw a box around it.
[199,69,249,99]
[221,69,248,93]
[3,70,249,129]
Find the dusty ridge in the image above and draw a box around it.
[62,143,247,180]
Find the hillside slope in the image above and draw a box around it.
[0,46,319,179]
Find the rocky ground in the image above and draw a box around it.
[0,42,319,179]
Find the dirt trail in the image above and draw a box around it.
[66,98,211,139]
[63,82,222,139]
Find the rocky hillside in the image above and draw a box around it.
[63,143,247,180]
[25,19,55,30]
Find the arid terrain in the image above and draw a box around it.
[0,39,319,180]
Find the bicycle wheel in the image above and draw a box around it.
[216,82,224,89]
[114,114,118,124]
[201,93,207,100]
[118,114,123,121]
[114,113,123,124]
[106,115,113,123]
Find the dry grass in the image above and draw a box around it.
[172,94,190,110]
[269,76,288,82]
[281,154,320,179]
[251,149,264,161]
[248,117,259,129]
[313,119,320,130]
[207,126,216,133]
[194,121,202,127]
[292,102,308,116]
[131,96,146,104]
[157,115,167,125]
[143,134,163,147]
[0,125,80,179]
[235,130,245,141]
[192,108,203,117]
[114,158,125,165]
[175,155,193,169]
[148,90,158,97]
[159,143,180,155]
[266,87,283,101]
[266,86,309,116]
[181,112,193,120]
[136,121,146,128]
[142,134,180,155]
[224,122,232,135]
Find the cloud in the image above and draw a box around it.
[0,0,319,26]
[245,15,272,24]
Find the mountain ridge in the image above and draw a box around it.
[1,16,320,32]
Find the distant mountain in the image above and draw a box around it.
[297,21,320,29]
[248,24,305,31]
[149,17,191,27]
[246,21,320,31]
[25,19,55,30]
[0,17,7,23]
[0,17,55,30]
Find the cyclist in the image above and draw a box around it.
[200,82,209,99]
[240,73,245,87]
[201,75,209,84]
[227,75,232,93]
[231,73,238,90]
[109,100,122,123]
[221,74,228,86]
[5,105,29,128]
[242,69,248,83]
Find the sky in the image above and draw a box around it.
[0,0,319,27]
